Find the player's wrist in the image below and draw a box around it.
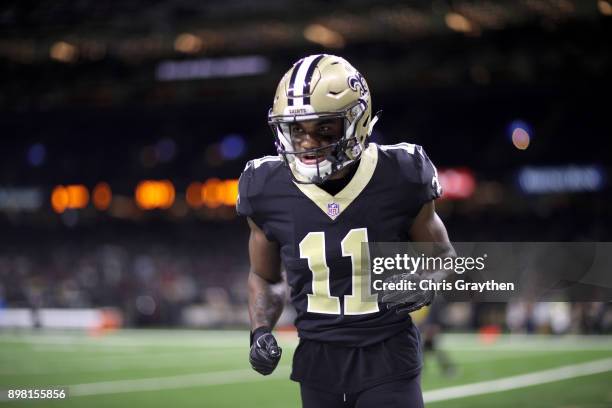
[250,326,272,346]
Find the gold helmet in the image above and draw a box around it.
[268,54,380,184]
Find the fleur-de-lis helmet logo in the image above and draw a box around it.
[347,72,369,97]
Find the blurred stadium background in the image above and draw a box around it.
[0,0,611,406]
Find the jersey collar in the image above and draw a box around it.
[292,143,378,220]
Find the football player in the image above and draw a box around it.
[238,54,455,408]
[419,299,458,377]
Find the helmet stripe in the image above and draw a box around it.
[292,54,322,107]
[287,58,304,107]
[302,54,325,105]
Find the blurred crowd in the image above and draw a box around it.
[0,217,610,333]
[0,223,250,326]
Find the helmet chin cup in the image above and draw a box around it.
[294,159,333,183]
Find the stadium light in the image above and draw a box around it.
[66,185,89,209]
[512,128,530,150]
[186,182,203,208]
[50,41,78,63]
[51,185,89,213]
[222,179,239,206]
[202,178,223,208]
[220,134,246,160]
[156,56,270,81]
[598,0,612,16]
[135,180,175,210]
[92,182,112,210]
[198,179,239,209]
[174,33,203,54]
[303,24,345,49]
[518,166,605,194]
[445,12,473,33]
[0,188,43,212]
[438,168,476,199]
[508,120,532,151]
[51,186,69,213]
[27,143,46,167]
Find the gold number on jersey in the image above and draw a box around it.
[341,228,379,315]
[300,232,341,314]
[299,228,379,315]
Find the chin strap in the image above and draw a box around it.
[368,110,382,136]
[311,175,324,184]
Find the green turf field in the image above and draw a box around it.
[0,330,611,407]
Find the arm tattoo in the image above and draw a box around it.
[250,282,284,329]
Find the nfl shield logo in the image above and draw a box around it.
[327,202,340,218]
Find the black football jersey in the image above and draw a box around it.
[237,143,441,347]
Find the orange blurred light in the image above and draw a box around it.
[51,184,89,212]
[50,41,78,63]
[445,12,473,33]
[303,24,345,49]
[222,179,239,206]
[599,0,612,16]
[161,180,175,209]
[186,182,203,208]
[66,185,89,209]
[512,128,530,150]
[93,182,112,210]
[202,178,223,208]
[51,186,69,213]
[135,180,175,210]
[174,33,203,54]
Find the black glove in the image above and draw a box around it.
[249,326,282,375]
[380,272,435,314]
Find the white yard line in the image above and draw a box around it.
[0,335,248,348]
[424,357,612,403]
[0,366,292,401]
[1,358,609,401]
[67,366,292,397]
[0,352,244,376]
[442,344,612,352]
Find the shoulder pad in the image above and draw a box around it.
[378,143,442,199]
[236,155,283,217]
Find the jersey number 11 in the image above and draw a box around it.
[299,228,379,315]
